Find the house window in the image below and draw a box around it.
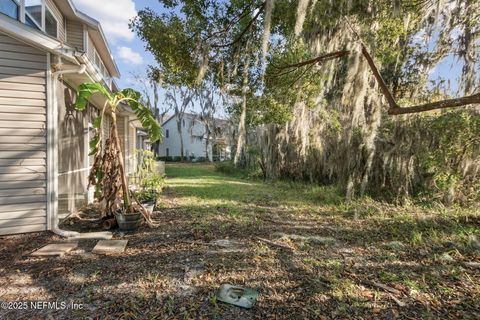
[183,119,185,127]
[166,129,169,138]
[25,0,42,28]
[0,0,19,19]
[45,7,57,38]
[166,148,169,157]
[22,0,59,38]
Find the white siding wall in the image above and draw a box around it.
[0,33,47,235]
[87,35,95,64]
[128,125,136,174]
[158,115,212,160]
[65,20,84,51]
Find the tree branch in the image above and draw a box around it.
[388,93,480,115]
[276,50,350,70]
[212,2,266,48]
[277,45,480,115]
[360,44,399,109]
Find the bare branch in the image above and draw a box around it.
[276,45,480,115]
[275,50,350,71]
[360,44,399,109]
[388,93,480,115]
[212,2,266,48]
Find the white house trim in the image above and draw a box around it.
[46,52,54,230]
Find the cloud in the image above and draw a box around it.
[117,46,144,65]
[72,0,137,42]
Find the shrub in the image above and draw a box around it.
[215,161,237,175]
[136,189,158,203]
[142,173,164,191]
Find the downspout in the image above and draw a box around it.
[49,63,87,237]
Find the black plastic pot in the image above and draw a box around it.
[114,210,142,231]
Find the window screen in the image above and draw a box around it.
[45,7,57,38]
[25,0,42,28]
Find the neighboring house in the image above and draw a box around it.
[158,113,231,161]
[0,0,142,235]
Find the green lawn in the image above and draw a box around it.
[161,163,479,318]
[1,163,478,319]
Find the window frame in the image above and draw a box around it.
[44,4,58,38]
[24,0,42,30]
[21,0,59,39]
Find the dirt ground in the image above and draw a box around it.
[0,163,479,319]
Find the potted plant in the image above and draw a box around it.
[74,83,162,231]
[136,189,158,214]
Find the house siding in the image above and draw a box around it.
[159,115,211,159]
[65,20,84,51]
[0,33,47,235]
[87,35,95,64]
[128,125,136,174]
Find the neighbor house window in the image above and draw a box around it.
[0,0,19,19]
[166,129,169,138]
[166,148,169,157]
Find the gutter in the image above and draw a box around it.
[48,63,87,238]
[75,52,102,83]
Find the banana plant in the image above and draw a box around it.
[74,82,162,214]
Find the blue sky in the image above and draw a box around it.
[72,0,165,90]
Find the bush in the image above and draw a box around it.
[215,161,237,175]
[136,189,158,203]
[196,156,207,162]
[172,156,182,162]
[305,185,344,205]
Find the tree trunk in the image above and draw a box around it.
[234,54,251,167]
[234,93,247,167]
[110,112,131,210]
[205,136,210,161]
[177,120,184,161]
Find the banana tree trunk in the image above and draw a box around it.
[111,112,131,210]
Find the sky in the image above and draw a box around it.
[72,0,164,90]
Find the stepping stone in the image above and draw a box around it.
[31,242,78,256]
[92,240,128,254]
[275,233,336,245]
[209,239,241,248]
[67,232,113,240]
